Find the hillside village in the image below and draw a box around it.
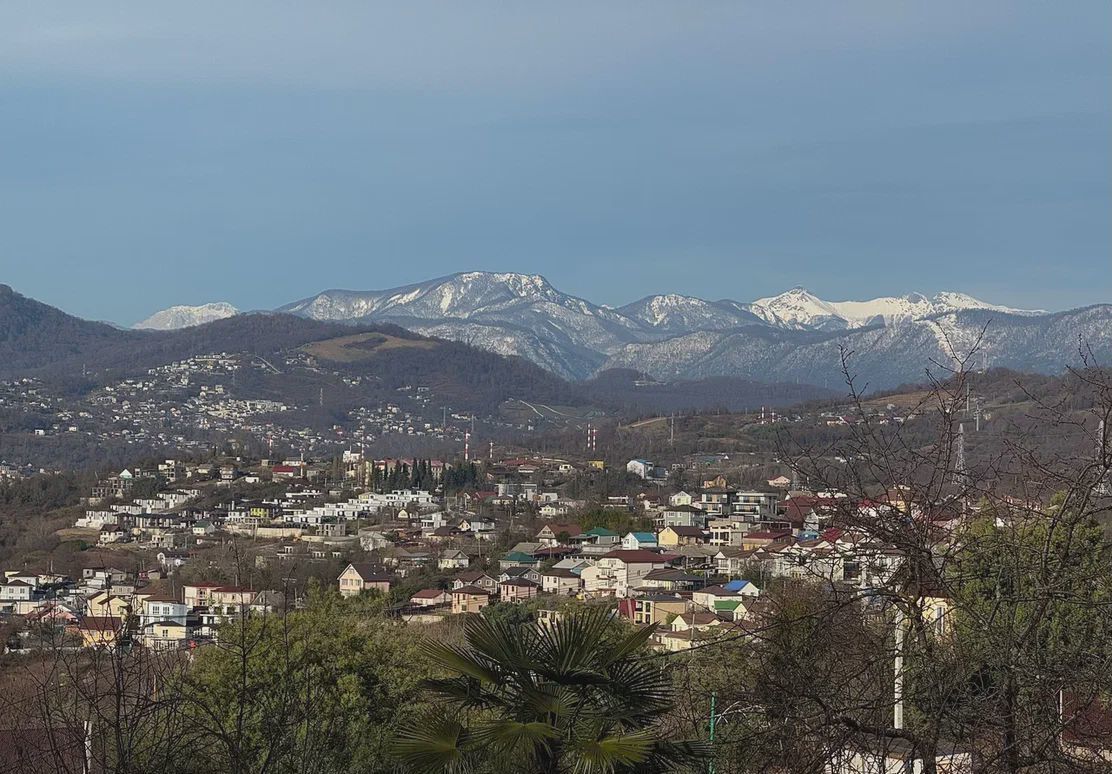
[2,442,956,656]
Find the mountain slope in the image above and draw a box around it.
[616,294,762,332]
[0,284,137,374]
[601,305,1112,390]
[747,287,1042,331]
[277,272,1056,382]
[135,302,238,330]
[280,272,656,378]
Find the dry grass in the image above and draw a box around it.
[301,332,438,363]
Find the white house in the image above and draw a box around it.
[580,549,671,597]
[626,459,655,479]
[669,491,694,507]
[621,531,659,550]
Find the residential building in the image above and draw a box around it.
[337,563,393,598]
[499,578,539,603]
[658,526,707,548]
[580,549,672,598]
[621,531,658,550]
[438,549,470,571]
[453,571,498,593]
[540,568,582,596]
[451,585,492,615]
[410,589,451,608]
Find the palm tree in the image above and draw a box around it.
[392,607,709,774]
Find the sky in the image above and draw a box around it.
[0,2,1109,325]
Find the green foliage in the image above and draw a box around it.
[393,608,709,774]
[480,600,536,628]
[178,588,434,773]
[931,513,1112,752]
[577,508,654,536]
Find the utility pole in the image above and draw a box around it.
[708,691,718,774]
[894,611,905,730]
[953,423,967,487]
[1098,420,1109,495]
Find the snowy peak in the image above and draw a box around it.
[134,302,238,330]
[748,288,1041,330]
[279,271,572,322]
[618,294,760,331]
[748,287,843,330]
[273,272,1056,380]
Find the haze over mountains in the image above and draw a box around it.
[132,272,1110,388]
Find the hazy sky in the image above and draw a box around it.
[1,2,1109,324]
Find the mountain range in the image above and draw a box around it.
[133,272,1106,388]
[0,284,826,418]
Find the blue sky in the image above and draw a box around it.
[1,2,1109,324]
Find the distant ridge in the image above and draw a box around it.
[135,302,239,330]
[24,273,1111,389]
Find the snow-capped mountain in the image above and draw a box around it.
[135,302,239,330]
[747,287,1042,331]
[601,305,1112,389]
[617,294,761,332]
[280,272,654,377]
[275,271,1101,387]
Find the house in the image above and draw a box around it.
[767,475,792,488]
[438,549,471,571]
[661,504,707,529]
[669,491,694,507]
[621,531,658,550]
[196,587,257,636]
[453,570,498,593]
[699,487,738,516]
[638,567,703,592]
[139,591,190,649]
[85,591,134,619]
[536,523,581,546]
[499,578,539,603]
[410,588,451,608]
[451,585,493,615]
[358,530,392,551]
[337,563,393,598]
[250,590,285,615]
[191,520,215,536]
[572,527,620,547]
[458,517,497,540]
[657,526,707,548]
[98,524,128,545]
[499,566,541,585]
[739,529,793,551]
[182,582,223,609]
[628,594,690,627]
[580,549,673,598]
[626,459,655,479]
[540,568,582,596]
[0,579,37,614]
[499,551,540,571]
[732,490,781,521]
[692,582,759,613]
[75,616,125,649]
[656,612,730,652]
